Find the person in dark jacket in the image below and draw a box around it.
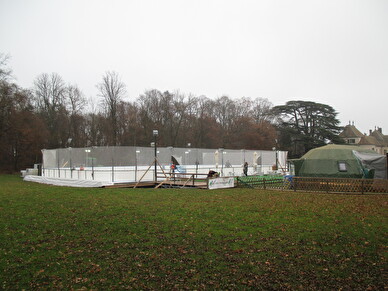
[243,162,248,176]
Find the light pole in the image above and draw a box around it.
[85,149,91,179]
[272,147,278,171]
[69,147,72,179]
[153,130,158,182]
[91,152,94,180]
[67,138,72,178]
[57,150,60,178]
[242,149,246,164]
[220,148,224,176]
[135,150,140,182]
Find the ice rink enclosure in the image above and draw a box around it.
[42,146,288,184]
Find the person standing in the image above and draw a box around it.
[243,162,248,176]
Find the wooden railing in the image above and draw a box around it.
[155,172,209,188]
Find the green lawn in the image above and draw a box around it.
[0,175,386,290]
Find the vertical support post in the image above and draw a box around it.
[112,158,114,183]
[41,149,45,177]
[92,155,94,180]
[57,149,60,178]
[135,149,140,182]
[111,148,114,183]
[154,150,157,182]
[275,150,278,170]
[153,130,159,183]
[220,148,224,177]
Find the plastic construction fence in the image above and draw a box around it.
[236,176,388,194]
[42,146,288,184]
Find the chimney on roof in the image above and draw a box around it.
[369,129,372,135]
[378,127,382,134]
[352,121,354,126]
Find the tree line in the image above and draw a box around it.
[0,54,343,172]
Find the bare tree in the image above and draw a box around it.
[66,84,86,114]
[251,97,275,123]
[0,53,12,82]
[65,84,86,147]
[34,73,66,113]
[97,71,126,146]
[33,73,68,147]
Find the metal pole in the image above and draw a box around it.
[69,148,72,178]
[112,158,114,183]
[58,150,60,178]
[135,151,138,182]
[92,156,94,180]
[135,150,140,182]
[221,151,224,176]
[85,149,91,180]
[154,137,157,182]
[153,130,158,183]
[276,150,278,170]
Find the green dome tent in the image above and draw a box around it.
[291,144,387,179]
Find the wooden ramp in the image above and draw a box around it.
[103,179,208,189]
[103,159,210,189]
[103,182,157,189]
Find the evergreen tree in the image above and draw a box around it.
[272,100,343,157]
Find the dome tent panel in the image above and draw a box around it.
[292,144,386,178]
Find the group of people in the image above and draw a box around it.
[208,162,249,178]
[170,161,250,177]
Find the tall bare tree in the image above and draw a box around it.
[0,53,12,82]
[33,73,68,148]
[251,97,275,124]
[97,71,126,146]
[65,84,86,147]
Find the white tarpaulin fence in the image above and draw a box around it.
[42,146,288,183]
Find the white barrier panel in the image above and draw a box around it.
[42,146,288,184]
[24,175,113,188]
[208,177,235,189]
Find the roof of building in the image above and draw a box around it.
[339,124,364,138]
[359,135,382,146]
[370,129,388,146]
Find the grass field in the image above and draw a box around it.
[0,175,387,290]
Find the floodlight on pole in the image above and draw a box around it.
[153,130,159,182]
[85,149,91,179]
[135,150,140,182]
[272,146,278,170]
[69,147,72,179]
[220,148,224,176]
[85,149,91,166]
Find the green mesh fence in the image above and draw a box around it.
[237,175,289,190]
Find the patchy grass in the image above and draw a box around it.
[0,175,387,289]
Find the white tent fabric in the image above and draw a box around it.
[353,151,387,179]
[24,175,113,188]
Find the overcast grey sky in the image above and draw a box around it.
[1,0,387,135]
